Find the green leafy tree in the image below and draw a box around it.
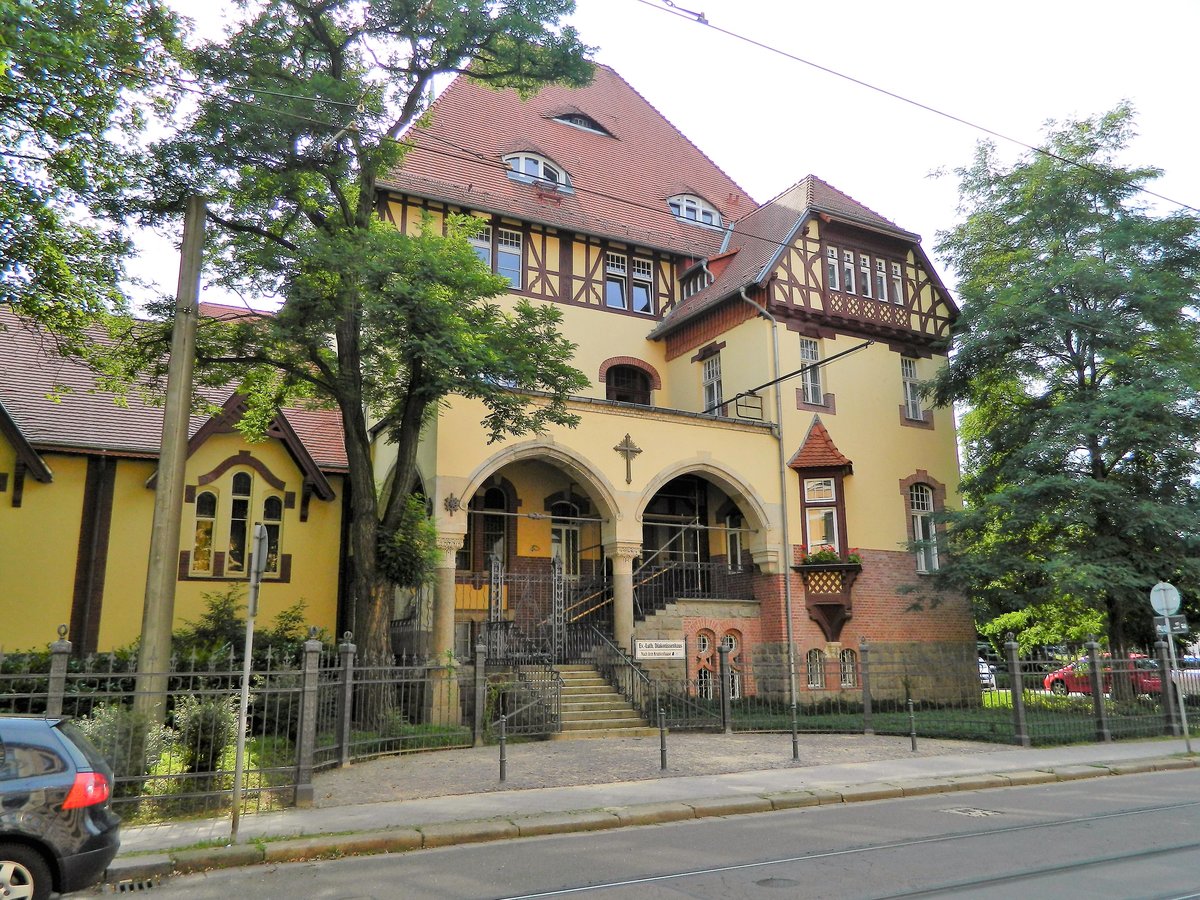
[931,104,1200,655]
[123,1,593,664]
[0,0,177,343]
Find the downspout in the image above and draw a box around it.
[736,285,801,760]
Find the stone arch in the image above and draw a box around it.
[636,459,770,537]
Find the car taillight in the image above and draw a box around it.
[62,771,111,809]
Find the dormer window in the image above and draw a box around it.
[504,152,572,191]
[667,194,721,228]
[554,113,610,136]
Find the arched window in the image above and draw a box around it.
[262,495,283,575]
[840,648,858,687]
[550,500,581,580]
[504,152,571,190]
[806,648,826,689]
[192,490,217,574]
[667,194,721,228]
[909,483,938,573]
[227,472,252,574]
[605,365,651,405]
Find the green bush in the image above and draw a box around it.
[173,695,238,774]
[75,704,171,794]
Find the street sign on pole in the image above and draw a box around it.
[1153,615,1189,636]
[1151,582,1181,616]
[1148,582,1191,754]
[232,523,270,841]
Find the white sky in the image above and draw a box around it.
[132,0,1200,308]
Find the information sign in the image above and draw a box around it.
[634,639,686,660]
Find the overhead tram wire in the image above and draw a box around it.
[16,45,1188,345]
[636,0,1200,216]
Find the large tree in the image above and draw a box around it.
[128,1,594,662]
[0,0,177,342]
[931,104,1200,654]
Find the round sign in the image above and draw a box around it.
[1150,582,1181,616]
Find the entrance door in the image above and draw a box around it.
[550,501,581,582]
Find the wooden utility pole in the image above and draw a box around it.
[134,196,206,720]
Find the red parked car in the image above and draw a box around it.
[1043,654,1161,696]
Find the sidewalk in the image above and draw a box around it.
[107,733,1198,885]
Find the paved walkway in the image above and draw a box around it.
[108,733,1199,885]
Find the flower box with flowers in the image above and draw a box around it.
[795,545,862,600]
[797,545,862,567]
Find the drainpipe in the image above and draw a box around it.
[736,286,800,760]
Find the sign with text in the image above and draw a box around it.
[1154,615,1189,636]
[634,639,686,660]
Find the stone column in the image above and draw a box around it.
[609,542,642,653]
[431,534,463,662]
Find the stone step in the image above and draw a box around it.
[559,716,651,731]
[560,707,644,721]
[548,726,660,740]
[560,698,635,712]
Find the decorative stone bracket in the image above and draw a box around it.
[795,562,861,642]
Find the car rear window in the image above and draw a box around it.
[0,741,68,780]
[56,720,110,774]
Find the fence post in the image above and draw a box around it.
[1085,637,1111,743]
[473,642,487,747]
[294,630,323,807]
[718,644,732,734]
[860,637,873,736]
[337,632,356,767]
[1156,640,1180,737]
[1005,634,1030,747]
[46,625,71,717]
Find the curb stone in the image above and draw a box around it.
[104,755,1199,886]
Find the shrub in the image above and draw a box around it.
[75,704,171,794]
[173,695,239,775]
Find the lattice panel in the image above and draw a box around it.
[804,570,844,594]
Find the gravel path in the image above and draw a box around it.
[311,732,1013,808]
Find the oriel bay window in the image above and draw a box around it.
[187,469,291,580]
[798,472,849,559]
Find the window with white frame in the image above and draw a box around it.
[503,152,571,190]
[554,112,608,135]
[806,648,826,688]
[702,354,723,415]
[891,262,904,304]
[840,648,858,687]
[262,495,283,574]
[667,194,721,227]
[496,228,522,288]
[725,511,744,571]
[901,358,923,420]
[799,337,822,405]
[804,477,839,553]
[631,258,654,314]
[826,247,840,291]
[910,483,939,573]
[875,260,888,302]
[227,472,252,574]
[192,490,217,574]
[469,224,492,267]
[859,254,872,298]
[605,252,628,309]
[681,268,712,300]
[842,250,856,294]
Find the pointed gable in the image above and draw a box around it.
[0,398,52,483]
[788,417,852,474]
[381,65,752,256]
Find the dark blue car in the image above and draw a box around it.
[0,716,121,899]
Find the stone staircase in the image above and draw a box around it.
[549,663,657,740]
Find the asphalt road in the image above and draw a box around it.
[149,770,1200,899]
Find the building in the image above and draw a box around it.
[1,65,973,698]
[0,306,346,653]
[378,65,973,690]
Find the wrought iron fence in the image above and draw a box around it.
[633,561,755,619]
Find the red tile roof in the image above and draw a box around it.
[788,416,852,472]
[381,65,752,257]
[0,308,346,471]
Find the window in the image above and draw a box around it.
[503,152,571,189]
[605,252,628,309]
[667,194,721,228]
[804,477,838,553]
[702,354,723,415]
[554,113,608,135]
[227,472,251,574]
[826,247,840,291]
[842,250,856,295]
[496,228,522,288]
[696,633,711,654]
[859,254,872,298]
[891,263,904,304]
[910,483,938,573]
[606,365,652,405]
[901,358,923,420]
[681,268,712,300]
[631,258,654,314]
[725,512,744,571]
[459,485,511,572]
[875,260,888,302]
[807,648,826,688]
[192,490,217,574]
[469,224,492,267]
[840,648,858,687]
[697,666,713,699]
[262,495,283,574]
[799,337,822,405]
[721,632,737,654]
